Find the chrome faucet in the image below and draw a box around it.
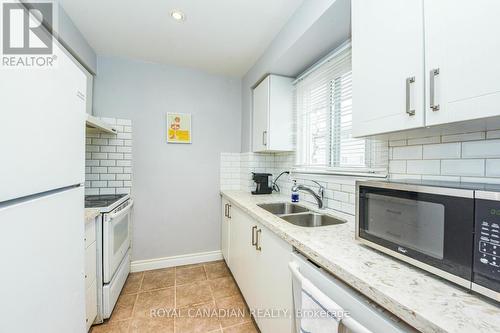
[291,180,325,209]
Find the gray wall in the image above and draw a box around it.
[240,0,348,152]
[51,2,97,74]
[93,56,241,261]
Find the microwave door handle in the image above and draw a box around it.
[108,200,134,221]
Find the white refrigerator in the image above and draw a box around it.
[0,37,88,332]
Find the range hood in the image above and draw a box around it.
[86,115,117,134]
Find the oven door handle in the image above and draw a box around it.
[108,200,134,221]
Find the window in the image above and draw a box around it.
[295,44,387,174]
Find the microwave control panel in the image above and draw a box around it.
[474,199,500,285]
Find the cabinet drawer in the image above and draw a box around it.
[85,280,97,331]
[85,241,96,289]
[84,217,96,247]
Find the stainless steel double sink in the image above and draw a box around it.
[257,202,346,228]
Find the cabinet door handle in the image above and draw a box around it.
[76,91,85,101]
[224,204,228,217]
[430,68,440,111]
[227,204,231,219]
[251,226,257,246]
[262,131,267,146]
[255,229,262,251]
[406,76,415,116]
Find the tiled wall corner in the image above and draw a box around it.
[240,152,276,192]
[85,118,133,195]
[220,153,240,190]
[388,130,500,184]
[221,151,359,216]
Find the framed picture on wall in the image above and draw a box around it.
[167,113,192,144]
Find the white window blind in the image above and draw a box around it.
[295,45,387,173]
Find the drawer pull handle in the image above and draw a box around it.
[255,229,262,251]
[252,226,257,246]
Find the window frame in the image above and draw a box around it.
[293,42,387,177]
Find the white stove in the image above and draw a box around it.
[85,194,129,212]
[85,194,133,322]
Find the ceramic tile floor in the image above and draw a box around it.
[91,260,260,333]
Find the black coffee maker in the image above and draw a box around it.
[251,173,273,195]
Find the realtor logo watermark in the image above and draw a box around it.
[1,1,57,68]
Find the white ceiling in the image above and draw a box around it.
[58,0,304,77]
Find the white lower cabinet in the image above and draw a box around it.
[85,280,97,331]
[252,221,294,333]
[221,198,231,261]
[85,242,97,290]
[85,216,98,331]
[223,201,293,333]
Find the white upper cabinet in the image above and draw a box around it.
[352,0,500,137]
[424,0,500,126]
[252,75,294,152]
[352,0,425,137]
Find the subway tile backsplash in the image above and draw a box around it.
[388,130,500,183]
[85,118,132,196]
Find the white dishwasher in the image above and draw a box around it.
[289,252,416,333]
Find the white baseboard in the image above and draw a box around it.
[130,250,223,272]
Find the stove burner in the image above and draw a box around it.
[85,194,127,208]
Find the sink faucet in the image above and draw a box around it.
[291,180,325,209]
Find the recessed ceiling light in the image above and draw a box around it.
[170,9,186,22]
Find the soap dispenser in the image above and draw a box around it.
[291,180,299,203]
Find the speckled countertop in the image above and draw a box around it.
[221,190,500,333]
[85,208,100,222]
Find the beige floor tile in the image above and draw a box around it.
[133,287,175,319]
[216,294,251,328]
[141,268,175,291]
[204,261,230,280]
[176,280,214,308]
[174,302,221,333]
[109,294,137,322]
[129,316,174,333]
[122,272,144,295]
[177,263,205,269]
[222,322,259,333]
[103,261,252,332]
[176,265,207,285]
[91,320,130,333]
[209,276,239,300]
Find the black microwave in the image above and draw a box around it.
[356,179,500,302]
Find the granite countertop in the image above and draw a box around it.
[221,190,500,333]
[85,208,100,222]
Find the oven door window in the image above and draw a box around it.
[113,213,129,254]
[364,193,445,259]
